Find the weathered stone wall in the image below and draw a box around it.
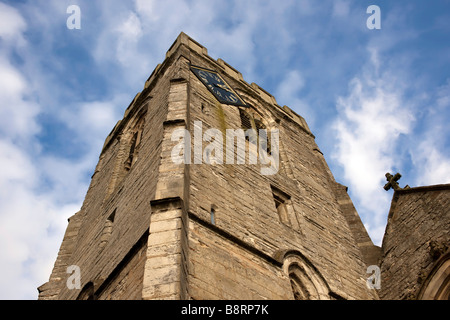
[380,185,450,300]
[96,232,148,300]
[333,182,381,266]
[142,198,189,300]
[188,217,292,299]
[141,54,191,300]
[183,34,378,300]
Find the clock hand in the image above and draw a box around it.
[214,83,232,92]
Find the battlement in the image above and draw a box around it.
[140,32,312,136]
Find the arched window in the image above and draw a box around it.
[238,107,271,154]
[105,107,147,199]
[289,267,311,300]
[76,282,95,300]
[282,252,331,300]
[288,264,322,300]
[124,114,145,171]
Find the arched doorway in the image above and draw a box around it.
[418,252,450,300]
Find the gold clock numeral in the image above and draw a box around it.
[199,70,209,79]
[212,74,222,82]
[206,84,215,95]
[227,94,238,103]
[199,70,211,84]
[217,83,230,92]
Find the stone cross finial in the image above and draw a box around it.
[384,172,410,191]
[384,172,401,191]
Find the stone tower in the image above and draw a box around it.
[38,32,380,300]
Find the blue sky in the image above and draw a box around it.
[0,0,449,299]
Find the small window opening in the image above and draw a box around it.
[107,209,116,223]
[100,209,116,249]
[254,119,271,155]
[239,109,253,131]
[271,186,291,225]
[125,132,138,171]
[210,207,216,225]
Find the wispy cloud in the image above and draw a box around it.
[0,57,41,141]
[332,46,416,244]
[0,2,26,45]
[411,79,450,186]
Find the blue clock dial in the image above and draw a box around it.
[191,66,246,107]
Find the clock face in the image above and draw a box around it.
[191,66,246,107]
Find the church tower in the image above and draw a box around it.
[38,32,380,300]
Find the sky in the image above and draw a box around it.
[0,0,449,300]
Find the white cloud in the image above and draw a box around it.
[135,0,158,21]
[413,144,450,186]
[0,137,81,299]
[115,11,144,67]
[0,3,40,143]
[332,40,450,246]
[332,48,415,245]
[411,80,450,186]
[0,2,27,45]
[0,140,36,189]
[0,57,41,141]
[61,99,122,140]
